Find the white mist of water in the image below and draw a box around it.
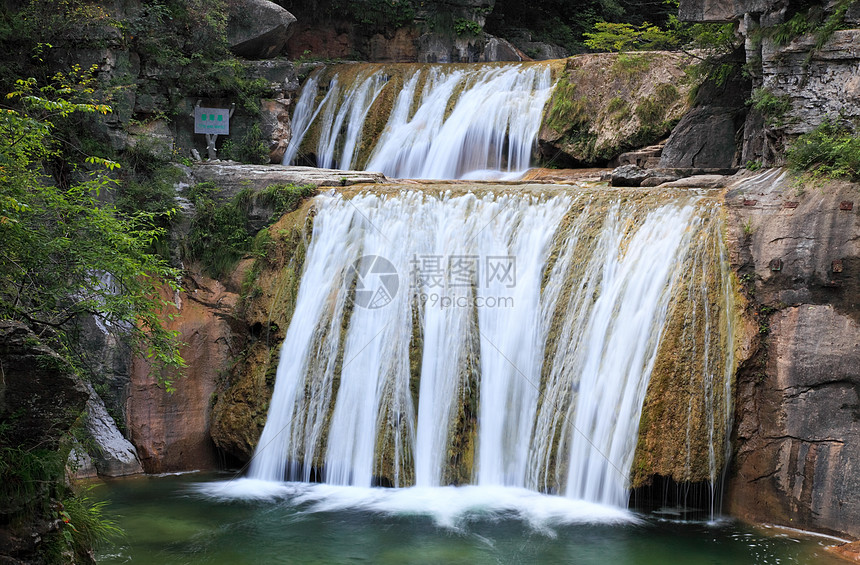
[193,479,639,531]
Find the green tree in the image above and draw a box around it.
[0,71,184,389]
[583,20,679,51]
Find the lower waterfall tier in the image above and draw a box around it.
[213,185,738,508]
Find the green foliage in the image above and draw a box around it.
[259,183,319,218]
[786,118,860,181]
[635,98,663,126]
[546,73,587,132]
[220,122,270,164]
[771,10,817,46]
[486,0,677,54]
[330,0,416,29]
[749,87,792,126]
[15,0,118,48]
[127,1,270,115]
[584,21,679,51]
[60,489,123,557]
[607,96,627,114]
[453,18,483,36]
[682,22,738,52]
[655,83,679,103]
[0,75,184,387]
[759,0,854,54]
[611,53,650,75]
[0,444,65,517]
[815,0,856,49]
[1,440,122,560]
[185,183,317,278]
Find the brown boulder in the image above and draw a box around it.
[227,0,296,59]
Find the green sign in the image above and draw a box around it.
[194,107,230,135]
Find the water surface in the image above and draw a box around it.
[94,473,843,564]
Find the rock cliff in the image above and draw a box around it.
[537,52,695,166]
[673,0,860,167]
[724,169,860,539]
[0,322,90,563]
[128,273,243,473]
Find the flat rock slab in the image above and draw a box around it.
[657,174,731,188]
[190,163,389,198]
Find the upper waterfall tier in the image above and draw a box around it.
[282,63,556,180]
[247,186,737,508]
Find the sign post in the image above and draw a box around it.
[192,101,235,160]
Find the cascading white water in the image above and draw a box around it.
[474,195,570,487]
[281,73,320,167]
[248,188,735,509]
[559,204,697,506]
[282,64,553,180]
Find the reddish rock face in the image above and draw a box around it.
[286,24,355,60]
[128,274,242,473]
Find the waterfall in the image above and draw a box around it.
[282,63,554,180]
[248,188,736,509]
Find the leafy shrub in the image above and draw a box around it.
[453,18,482,36]
[786,118,860,180]
[184,183,317,278]
[0,75,184,381]
[749,87,792,126]
[219,123,269,164]
[60,489,123,558]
